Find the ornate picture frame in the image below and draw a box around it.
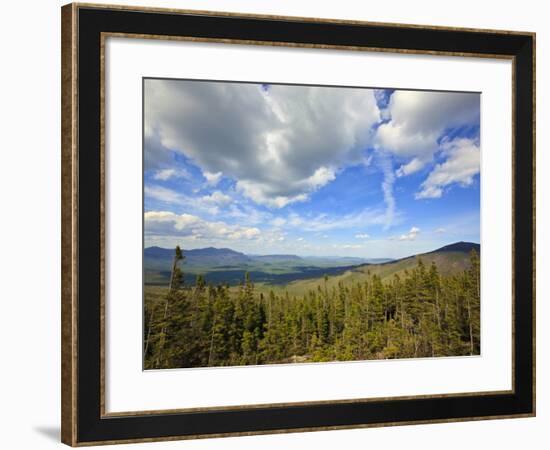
[61,3,535,446]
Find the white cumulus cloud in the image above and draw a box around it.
[376,90,479,174]
[144,211,261,242]
[395,157,424,177]
[144,80,380,208]
[392,226,421,241]
[415,137,480,199]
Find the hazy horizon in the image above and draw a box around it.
[144,240,480,260]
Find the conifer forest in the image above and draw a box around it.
[143,246,481,369]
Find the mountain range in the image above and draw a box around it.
[144,241,479,288]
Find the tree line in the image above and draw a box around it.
[144,246,480,369]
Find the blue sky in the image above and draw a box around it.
[143,80,480,259]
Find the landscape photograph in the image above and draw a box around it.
[142,78,481,370]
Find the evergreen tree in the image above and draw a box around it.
[144,247,481,368]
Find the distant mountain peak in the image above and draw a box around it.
[431,241,480,254]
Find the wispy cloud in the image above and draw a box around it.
[333,243,363,250]
[152,168,189,181]
[144,185,182,204]
[284,208,391,233]
[376,152,397,229]
[200,191,232,206]
[145,185,232,216]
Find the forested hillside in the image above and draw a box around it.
[281,242,480,296]
[144,245,481,369]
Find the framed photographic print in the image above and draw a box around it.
[61,2,535,446]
